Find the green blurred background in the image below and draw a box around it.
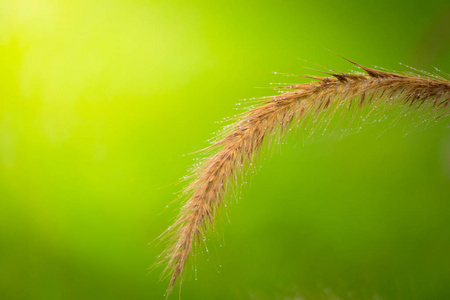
[1,0,450,299]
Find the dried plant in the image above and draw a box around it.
[159,57,450,297]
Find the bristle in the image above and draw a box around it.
[160,62,450,297]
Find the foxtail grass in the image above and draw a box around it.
[159,57,450,297]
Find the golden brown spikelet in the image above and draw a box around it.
[160,59,450,297]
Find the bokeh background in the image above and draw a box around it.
[1,0,450,299]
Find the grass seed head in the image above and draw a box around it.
[159,58,450,297]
